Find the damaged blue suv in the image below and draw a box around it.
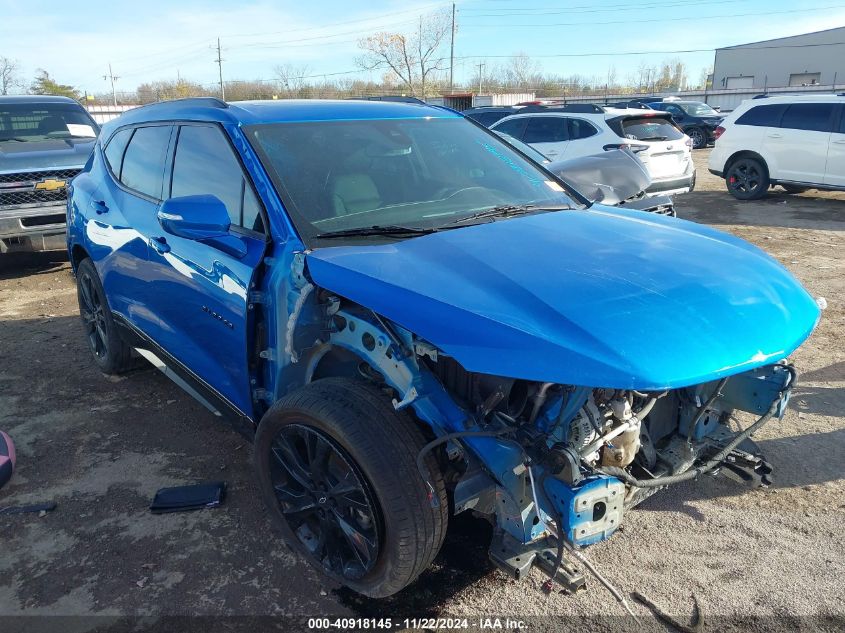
[67,98,820,598]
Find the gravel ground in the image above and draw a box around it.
[0,148,843,632]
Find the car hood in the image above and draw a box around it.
[0,138,95,173]
[305,208,820,390]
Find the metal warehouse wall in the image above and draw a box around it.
[713,27,845,90]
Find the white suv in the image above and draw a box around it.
[709,94,845,199]
[489,104,695,196]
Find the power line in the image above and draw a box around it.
[461,4,845,27]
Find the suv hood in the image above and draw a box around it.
[306,208,820,390]
[0,138,95,173]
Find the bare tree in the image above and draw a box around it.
[0,56,20,95]
[357,9,451,97]
[274,63,312,98]
[504,53,541,91]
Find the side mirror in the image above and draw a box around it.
[157,195,231,241]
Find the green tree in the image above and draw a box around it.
[30,69,80,99]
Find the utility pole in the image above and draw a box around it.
[477,62,485,96]
[103,63,119,106]
[449,3,456,94]
[214,38,225,100]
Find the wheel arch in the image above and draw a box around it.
[725,150,770,179]
[70,243,90,273]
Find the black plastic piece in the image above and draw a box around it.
[150,481,226,514]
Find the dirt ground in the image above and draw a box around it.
[0,148,843,632]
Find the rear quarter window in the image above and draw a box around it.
[735,104,787,127]
[568,118,598,140]
[619,117,683,141]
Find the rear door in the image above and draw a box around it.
[139,123,267,417]
[823,105,845,187]
[521,115,570,159]
[95,124,174,336]
[762,102,834,183]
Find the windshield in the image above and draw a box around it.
[677,102,719,117]
[0,102,99,142]
[246,117,577,242]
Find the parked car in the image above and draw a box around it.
[462,105,521,127]
[646,99,724,149]
[68,98,819,598]
[709,94,845,199]
[490,104,696,196]
[495,132,674,215]
[0,95,99,254]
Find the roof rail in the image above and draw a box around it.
[518,103,605,114]
[138,97,229,110]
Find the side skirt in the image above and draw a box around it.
[113,314,256,440]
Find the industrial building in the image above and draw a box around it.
[713,26,845,90]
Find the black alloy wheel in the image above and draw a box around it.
[79,270,108,360]
[688,127,707,149]
[269,423,380,580]
[726,157,769,200]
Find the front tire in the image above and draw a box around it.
[76,258,137,374]
[726,157,769,200]
[254,377,448,598]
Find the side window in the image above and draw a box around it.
[493,117,528,139]
[735,104,787,127]
[779,103,834,132]
[665,105,683,116]
[523,117,569,144]
[120,126,173,199]
[568,118,598,140]
[171,125,264,232]
[103,128,133,177]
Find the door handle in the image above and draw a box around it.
[767,133,783,139]
[90,199,109,214]
[149,236,171,254]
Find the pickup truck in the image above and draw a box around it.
[1,95,99,254]
[66,98,820,599]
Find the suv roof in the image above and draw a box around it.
[747,93,845,102]
[100,98,458,135]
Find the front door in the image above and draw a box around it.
[762,102,834,183]
[141,123,267,417]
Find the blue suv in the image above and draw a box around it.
[68,98,818,598]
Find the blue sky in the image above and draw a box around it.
[2,0,845,95]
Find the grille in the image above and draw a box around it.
[0,168,81,209]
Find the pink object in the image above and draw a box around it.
[0,430,15,490]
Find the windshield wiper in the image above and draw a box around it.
[444,203,570,227]
[314,225,440,239]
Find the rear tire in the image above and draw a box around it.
[75,258,137,375]
[726,157,769,200]
[687,127,707,149]
[782,184,809,194]
[254,377,448,598]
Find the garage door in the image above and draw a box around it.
[726,76,754,89]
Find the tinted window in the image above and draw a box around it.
[120,125,172,199]
[103,128,132,176]
[619,117,683,141]
[171,125,264,232]
[840,109,845,134]
[523,117,569,143]
[779,103,834,132]
[568,118,597,140]
[735,104,787,127]
[493,117,528,139]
